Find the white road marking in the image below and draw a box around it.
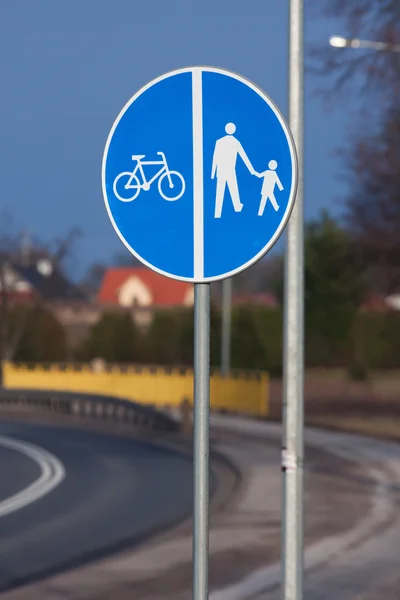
[0,435,65,518]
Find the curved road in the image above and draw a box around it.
[0,420,207,592]
[3,416,400,600]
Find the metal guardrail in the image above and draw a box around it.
[0,389,180,433]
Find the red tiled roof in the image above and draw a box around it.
[0,291,35,303]
[232,292,278,307]
[98,267,193,307]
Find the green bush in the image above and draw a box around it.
[177,307,194,365]
[352,311,400,369]
[145,309,182,365]
[75,305,400,372]
[14,306,68,362]
[255,307,283,376]
[76,312,141,363]
[230,305,267,370]
[305,306,355,368]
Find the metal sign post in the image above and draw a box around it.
[282,1,305,599]
[221,278,232,377]
[102,65,298,600]
[193,283,210,600]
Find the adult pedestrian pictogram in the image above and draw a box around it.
[211,122,256,219]
[211,123,285,219]
[102,66,298,283]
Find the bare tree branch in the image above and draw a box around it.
[309,0,400,111]
[47,226,83,273]
[342,106,400,294]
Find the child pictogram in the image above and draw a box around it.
[256,160,284,216]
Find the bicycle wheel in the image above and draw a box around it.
[158,171,185,201]
[113,172,140,202]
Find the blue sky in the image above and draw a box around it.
[0,1,349,278]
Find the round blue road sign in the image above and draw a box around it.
[102,66,298,283]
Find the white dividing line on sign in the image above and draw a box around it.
[192,67,204,280]
[0,435,65,518]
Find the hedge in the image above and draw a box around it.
[76,306,400,373]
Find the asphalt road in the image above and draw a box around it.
[0,420,207,592]
[2,416,400,600]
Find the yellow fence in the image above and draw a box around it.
[3,362,269,417]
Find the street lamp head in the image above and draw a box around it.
[329,35,348,48]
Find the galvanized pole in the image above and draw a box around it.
[193,282,210,600]
[282,0,304,599]
[221,278,232,378]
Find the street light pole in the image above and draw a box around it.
[282,0,305,599]
[221,278,232,378]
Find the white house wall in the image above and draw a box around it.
[0,266,32,292]
[118,276,153,307]
[183,286,195,306]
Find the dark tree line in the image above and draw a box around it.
[0,215,81,383]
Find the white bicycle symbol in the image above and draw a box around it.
[113,152,186,202]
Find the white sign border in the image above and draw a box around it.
[102,65,298,283]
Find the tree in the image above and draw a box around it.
[305,211,365,307]
[304,211,366,365]
[344,107,400,294]
[267,255,284,306]
[209,305,222,368]
[79,263,107,299]
[48,226,83,274]
[145,310,182,365]
[268,211,366,364]
[0,212,27,380]
[311,1,400,110]
[77,312,141,363]
[15,307,68,362]
[0,214,84,381]
[113,250,143,268]
[311,4,400,294]
[177,308,195,366]
[231,305,266,370]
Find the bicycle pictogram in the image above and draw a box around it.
[113,152,186,202]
